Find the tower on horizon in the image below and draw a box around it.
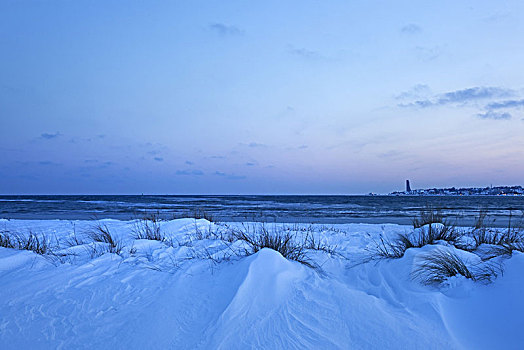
[406,180,412,192]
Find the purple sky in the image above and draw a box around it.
[1,0,524,194]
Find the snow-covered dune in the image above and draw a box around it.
[0,219,522,349]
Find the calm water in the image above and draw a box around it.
[1,195,523,226]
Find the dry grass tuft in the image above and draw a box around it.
[133,214,166,241]
[412,207,445,228]
[412,249,501,285]
[88,224,123,255]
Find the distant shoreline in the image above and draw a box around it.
[387,193,524,196]
[389,185,524,196]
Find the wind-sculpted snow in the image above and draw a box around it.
[0,219,522,349]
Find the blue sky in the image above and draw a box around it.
[1,0,524,194]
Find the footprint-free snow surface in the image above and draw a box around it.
[1,219,523,349]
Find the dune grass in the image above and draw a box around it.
[412,207,445,228]
[88,224,123,255]
[370,235,408,259]
[464,210,524,257]
[370,223,459,260]
[231,225,316,268]
[0,229,16,249]
[412,248,501,285]
[189,209,215,222]
[225,224,341,269]
[0,229,54,255]
[370,207,462,259]
[132,214,166,241]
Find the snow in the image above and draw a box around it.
[438,252,524,349]
[0,219,522,349]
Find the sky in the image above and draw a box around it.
[1,0,524,195]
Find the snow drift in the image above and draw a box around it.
[0,219,523,349]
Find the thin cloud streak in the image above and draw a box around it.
[209,23,244,36]
[401,23,422,34]
[477,111,512,120]
[401,87,514,108]
[40,132,61,140]
[486,99,524,109]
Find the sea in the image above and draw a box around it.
[1,195,523,227]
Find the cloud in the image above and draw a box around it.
[486,99,524,110]
[40,132,61,140]
[405,99,434,108]
[401,24,422,34]
[414,46,440,61]
[482,12,511,23]
[81,160,113,168]
[226,174,246,180]
[477,111,512,120]
[176,169,204,176]
[185,160,194,165]
[399,85,524,121]
[38,160,61,166]
[213,171,246,180]
[395,84,431,100]
[142,142,168,158]
[209,23,243,36]
[477,98,524,120]
[401,86,514,108]
[67,134,112,144]
[288,46,323,60]
[154,157,163,162]
[247,142,267,148]
[378,150,403,159]
[441,87,512,103]
[245,162,256,166]
[84,134,106,142]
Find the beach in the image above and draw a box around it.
[1,216,523,349]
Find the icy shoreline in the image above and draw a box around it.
[1,218,523,349]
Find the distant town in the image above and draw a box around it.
[389,180,524,196]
